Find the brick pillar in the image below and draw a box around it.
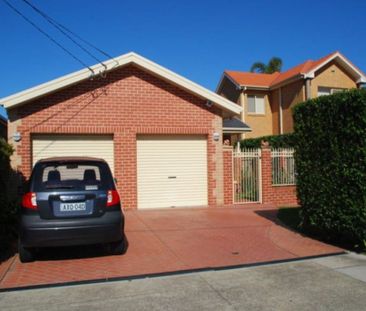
[223,145,233,205]
[261,141,273,204]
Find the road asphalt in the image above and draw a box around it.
[0,252,365,311]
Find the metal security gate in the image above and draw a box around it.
[233,148,262,203]
[271,148,296,185]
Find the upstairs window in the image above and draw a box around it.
[318,87,345,96]
[247,95,265,114]
[317,87,331,96]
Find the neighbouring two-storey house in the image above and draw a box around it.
[217,51,366,141]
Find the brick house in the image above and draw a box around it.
[217,51,366,141]
[0,52,254,210]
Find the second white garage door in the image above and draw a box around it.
[32,135,114,173]
[137,135,208,209]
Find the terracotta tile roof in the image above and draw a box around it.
[224,71,279,87]
[225,51,339,88]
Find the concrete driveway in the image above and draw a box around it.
[0,206,342,290]
[1,253,365,310]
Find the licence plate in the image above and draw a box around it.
[60,202,86,212]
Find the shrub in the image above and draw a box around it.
[293,89,366,248]
[0,138,17,241]
[0,138,13,202]
[239,133,295,149]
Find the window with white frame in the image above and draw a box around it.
[331,88,345,94]
[317,87,331,96]
[318,87,345,97]
[247,95,265,114]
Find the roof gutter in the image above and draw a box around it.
[223,127,252,133]
[240,85,270,91]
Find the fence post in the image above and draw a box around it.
[261,141,273,204]
[223,145,233,205]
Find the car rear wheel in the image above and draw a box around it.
[109,237,126,255]
[18,241,35,263]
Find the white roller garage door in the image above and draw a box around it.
[32,135,114,173]
[137,135,208,209]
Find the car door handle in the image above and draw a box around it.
[168,176,177,179]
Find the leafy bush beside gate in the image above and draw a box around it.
[0,138,17,241]
[239,133,294,149]
[293,89,366,248]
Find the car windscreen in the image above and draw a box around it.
[31,161,114,192]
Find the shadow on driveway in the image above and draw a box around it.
[33,236,129,262]
[0,241,16,264]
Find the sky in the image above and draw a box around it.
[0,0,365,119]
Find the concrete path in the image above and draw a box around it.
[1,253,365,311]
[0,207,342,290]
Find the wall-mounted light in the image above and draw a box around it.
[13,132,21,142]
[206,100,213,108]
[213,132,220,141]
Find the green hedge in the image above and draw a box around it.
[0,138,17,240]
[293,89,366,248]
[239,133,295,149]
[0,138,13,203]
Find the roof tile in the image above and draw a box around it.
[225,51,339,88]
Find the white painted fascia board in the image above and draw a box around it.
[243,85,270,90]
[303,73,314,79]
[305,52,366,82]
[1,52,242,115]
[271,53,366,89]
[130,54,242,114]
[0,53,133,109]
[304,52,340,77]
[217,52,366,94]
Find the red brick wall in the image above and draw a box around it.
[223,146,233,204]
[8,65,223,209]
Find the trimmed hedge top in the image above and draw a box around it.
[239,133,295,149]
[293,89,366,247]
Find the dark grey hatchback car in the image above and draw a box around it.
[19,157,125,263]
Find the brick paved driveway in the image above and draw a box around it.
[0,206,342,290]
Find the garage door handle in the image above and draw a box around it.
[168,176,177,179]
